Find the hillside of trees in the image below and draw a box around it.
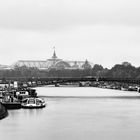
[0,62,140,79]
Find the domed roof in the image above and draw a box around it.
[82,59,92,69]
[55,61,71,69]
[71,61,79,69]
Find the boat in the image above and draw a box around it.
[1,94,21,109]
[16,88,37,101]
[21,97,46,109]
[16,90,29,101]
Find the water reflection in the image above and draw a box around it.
[22,108,44,117]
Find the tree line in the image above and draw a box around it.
[0,62,140,79]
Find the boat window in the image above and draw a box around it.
[28,99,35,104]
[20,91,25,94]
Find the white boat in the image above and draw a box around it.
[21,97,46,109]
[16,88,37,101]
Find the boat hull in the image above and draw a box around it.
[1,102,21,109]
[21,104,46,109]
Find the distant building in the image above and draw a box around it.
[14,51,93,70]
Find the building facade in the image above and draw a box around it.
[14,51,93,70]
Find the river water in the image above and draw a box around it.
[1,87,140,140]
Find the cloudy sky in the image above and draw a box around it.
[0,0,140,68]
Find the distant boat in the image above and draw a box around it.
[21,97,46,109]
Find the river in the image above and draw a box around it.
[1,87,140,140]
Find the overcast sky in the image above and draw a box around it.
[0,0,140,68]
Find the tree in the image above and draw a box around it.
[91,64,104,77]
[106,63,137,78]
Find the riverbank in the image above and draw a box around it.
[44,81,140,93]
[0,103,8,120]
